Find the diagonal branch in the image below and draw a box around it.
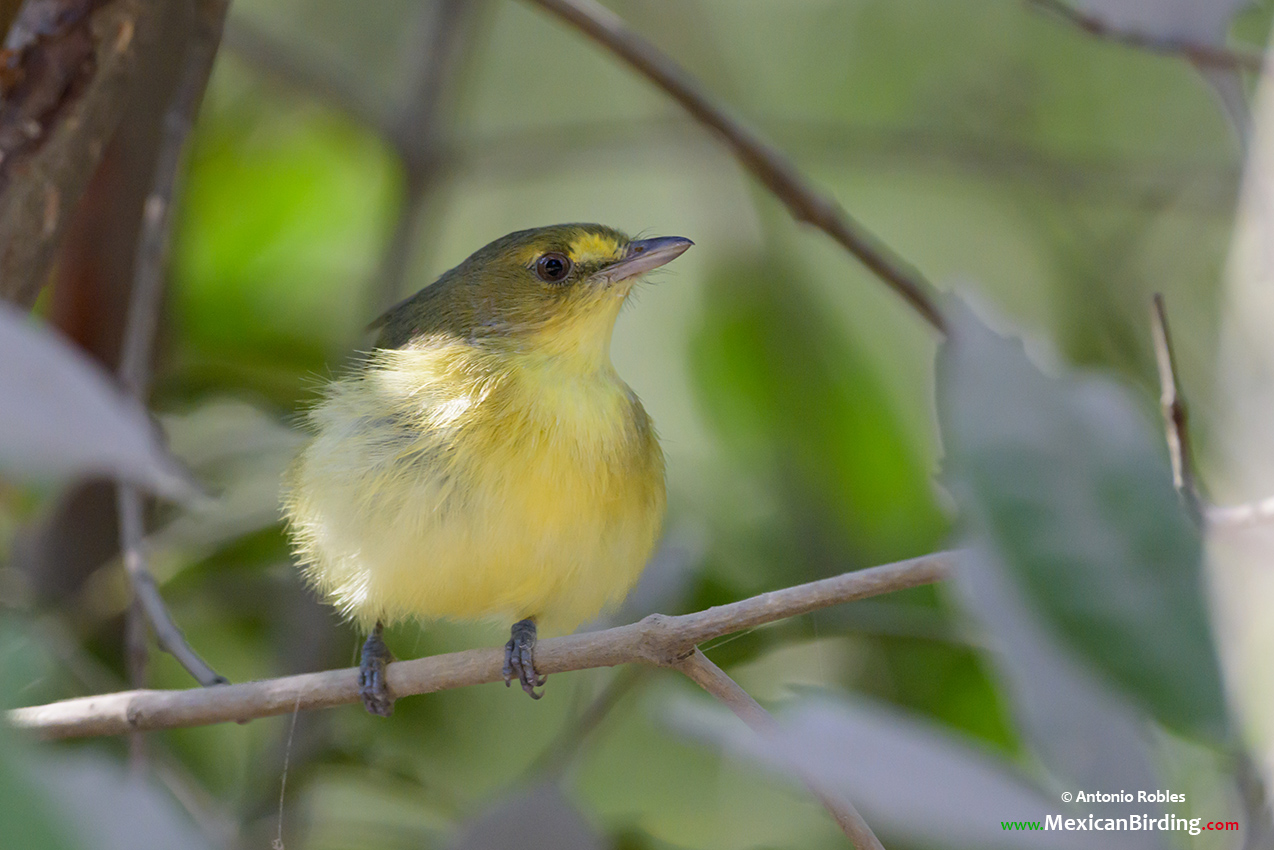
[523,0,946,332]
[8,551,954,740]
[1150,293,1203,522]
[115,0,230,690]
[674,649,886,849]
[1150,295,1274,530]
[1026,0,1265,73]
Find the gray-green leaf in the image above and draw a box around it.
[936,297,1226,739]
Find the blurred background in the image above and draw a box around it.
[1,0,1269,848]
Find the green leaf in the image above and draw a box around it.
[936,297,1227,739]
[689,248,945,569]
[0,619,79,850]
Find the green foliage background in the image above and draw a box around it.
[1,0,1267,847]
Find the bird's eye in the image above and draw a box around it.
[535,253,572,283]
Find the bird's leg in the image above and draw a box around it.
[503,617,546,699]
[358,621,395,717]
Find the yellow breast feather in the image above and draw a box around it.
[283,338,666,634]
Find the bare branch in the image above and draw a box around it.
[674,649,886,849]
[8,551,954,740]
[116,0,229,689]
[1027,0,1265,73]
[116,486,226,687]
[1150,294,1204,522]
[523,0,946,332]
[1148,296,1274,530]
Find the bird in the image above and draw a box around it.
[282,223,692,715]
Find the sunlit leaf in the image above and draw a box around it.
[36,755,215,850]
[937,298,1226,739]
[0,302,196,500]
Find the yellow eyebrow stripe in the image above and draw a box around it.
[568,232,624,266]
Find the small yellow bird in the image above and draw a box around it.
[282,224,691,714]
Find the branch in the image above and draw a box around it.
[1149,296,1274,530]
[1150,294,1203,522]
[523,0,946,332]
[674,649,886,849]
[1027,0,1265,72]
[8,551,954,740]
[115,0,229,689]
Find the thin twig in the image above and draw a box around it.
[674,649,885,850]
[8,551,954,740]
[1027,0,1266,73]
[118,0,228,392]
[224,3,478,315]
[1150,294,1204,523]
[524,0,946,332]
[372,0,476,314]
[116,0,230,689]
[1150,297,1274,530]
[124,592,149,768]
[220,15,392,134]
[116,487,226,688]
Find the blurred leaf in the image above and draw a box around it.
[669,694,1101,850]
[175,88,394,376]
[690,248,945,568]
[0,302,195,501]
[951,546,1170,847]
[1073,0,1250,43]
[153,398,304,556]
[0,618,76,850]
[937,297,1226,739]
[0,744,72,850]
[1,619,210,850]
[856,633,1019,750]
[450,784,604,850]
[36,754,214,850]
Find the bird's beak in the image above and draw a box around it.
[592,236,694,284]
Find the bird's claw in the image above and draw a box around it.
[359,624,395,717]
[503,618,546,699]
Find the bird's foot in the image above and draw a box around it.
[358,622,395,717]
[503,618,546,699]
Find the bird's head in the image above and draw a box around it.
[374,224,693,363]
